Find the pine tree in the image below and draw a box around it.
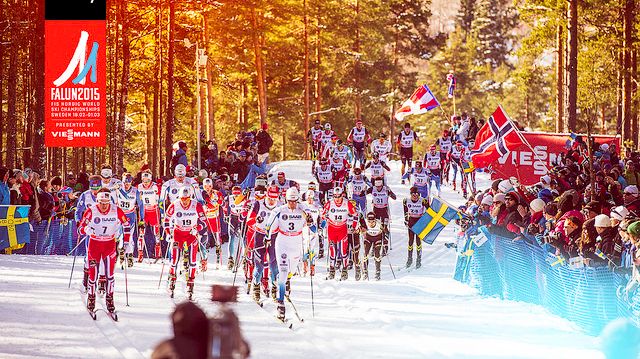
[470,0,518,69]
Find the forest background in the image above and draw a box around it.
[0,0,637,176]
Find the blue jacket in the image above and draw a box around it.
[0,182,9,205]
[175,148,188,167]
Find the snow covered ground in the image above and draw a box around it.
[0,161,604,359]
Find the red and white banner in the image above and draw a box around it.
[488,132,620,185]
[45,10,106,147]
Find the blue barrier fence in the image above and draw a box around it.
[454,230,640,335]
[14,219,160,257]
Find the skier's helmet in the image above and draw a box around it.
[203,178,213,189]
[285,187,300,202]
[179,186,192,199]
[267,185,280,200]
[97,188,111,204]
[324,123,332,130]
[175,164,187,177]
[333,186,344,198]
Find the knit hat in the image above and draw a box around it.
[544,203,558,217]
[627,221,640,236]
[493,193,506,203]
[583,201,601,214]
[481,196,494,206]
[530,198,545,213]
[491,179,502,192]
[498,179,514,193]
[624,185,639,195]
[557,195,574,214]
[610,206,629,221]
[594,214,611,228]
[537,188,553,203]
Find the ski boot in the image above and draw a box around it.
[310,264,315,277]
[215,246,222,269]
[98,276,107,295]
[82,268,89,291]
[362,267,369,281]
[105,294,115,313]
[375,260,381,280]
[340,268,348,281]
[253,283,261,302]
[127,254,134,268]
[277,300,286,322]
[118,247,126,268]
[227,257,234,271]
[168,273,177,298]
[401,179,405,185]
[285,278,291,299]
[200,259,208,272]
[87,293,96,311]
[348,259,353,270]
[270,284,277,302]
[262,277,269,296]
[406,250,413,268]
[326,266,336,280]
[416,250,422,269]
[318,248,324,259]
[246,281,251,295]
[187,281,194,301]
[138,249,144,263]
[183,253,189,273]
[355,266,361,281]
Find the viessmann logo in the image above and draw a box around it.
[54,31,99,87]
[52,129,101,141]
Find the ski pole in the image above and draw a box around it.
[231,219,245,286]
[310,264,315,318]
[68,244,78,289]
[386,251,396,279]
[158,234,172,290]
[124,243,130,306]
[66,236,86,256]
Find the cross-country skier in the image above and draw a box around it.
[301,189,321,277]
[75,176,107,292]
[306,119,324,170]
[424,145,442,197]
[159,164,202,213]
[347,120,371,169]
[266,187,316,322]
[163,186,208,300]
[116,173,141,268]
[347,204,363,280]
[330,151,350,189]
[438,130,453,184]
[77,188,131,313]
[347,167,371,216]
[223,186,248,270]
[313,157,334,205]
[463,138,477,195]
[402,160,430,199]
[316,123,335,159]
[332,139,353,164]
[99,165,123,193]
[202,178,224,269]
[360,211,384,280]
[403,186,430,269]
[370,132,392,163]
[322,186,357,280]
[242,187,266,294]
[137,170,162,261]
[271,171,300,202]
[396,122,420,184]
[367,177,397,255]
[250,185,281,302]
[364,152,391,185]
[302,182,325,258]
[448,140,466,193]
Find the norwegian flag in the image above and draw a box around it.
[394,84,440,121]
[469,106,524,168]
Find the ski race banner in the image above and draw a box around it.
[488,132,620,185]
[44,0,107,147]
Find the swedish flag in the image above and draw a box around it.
[0,205,31,251]
[462,161,475,173]
[410,198,460,245]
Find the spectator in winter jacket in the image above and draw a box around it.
[37,179,55,222]
[204,140,219,173]
[503,192,524,234]
[172,141,189,172]
[9,170,23,205]
[0,167,10,205]
[467,117,480,141]
[623,185,640,217]
[256,123,273,164]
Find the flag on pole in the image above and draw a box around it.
[410,197,460,245]
[469,106,524,169]
[447,73,456,98]
[0,205,31,252]
[394,84,440,121]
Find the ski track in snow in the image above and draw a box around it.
[0,160,604,359]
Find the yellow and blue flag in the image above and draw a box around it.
[594,248,607,260]
[462,161,475,173]
[410,198,460,245]
[0,205,30,251]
